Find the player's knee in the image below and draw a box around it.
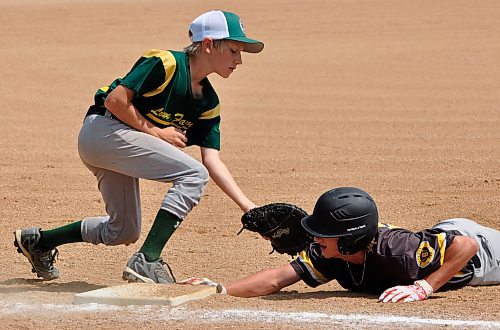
[195,164,209,185]
[122,230,141,245]
[193,164,209,199]
[168,164,209,210]
[187,164,209,192]
[105,227,141,246]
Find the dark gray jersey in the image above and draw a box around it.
[291,223,475,294]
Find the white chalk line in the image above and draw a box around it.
[1,302,499,328]
[157,309,500,328]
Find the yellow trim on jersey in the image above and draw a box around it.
[199,104,220,120]
[436,232,447,265]
[142,49,176,97]
[99,86,110,92]
[379,223,399,229]
[297,251,328,283]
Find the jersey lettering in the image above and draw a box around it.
[150,108,171,120]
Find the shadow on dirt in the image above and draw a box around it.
[262,289,445,301]
[262,290,376,301]
[0,278,106,294]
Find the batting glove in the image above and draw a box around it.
[378,280,434,303]
[178,277,227,294]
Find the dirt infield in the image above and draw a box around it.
[1,0,499,328]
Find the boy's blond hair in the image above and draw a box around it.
[183,39,227,55]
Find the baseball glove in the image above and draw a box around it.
[238,203,313,256]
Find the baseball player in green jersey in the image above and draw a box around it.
[183,187,500,302]
[14,10,264,283]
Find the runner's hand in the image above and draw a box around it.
[379,280,434,303]
[178,277,227,294]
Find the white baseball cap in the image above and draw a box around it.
[189,10,264,53]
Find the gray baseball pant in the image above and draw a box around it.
[77,112,209,246]
[433,218,500,285]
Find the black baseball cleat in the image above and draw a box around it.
[122,252,175,284]
[14,227,60,280]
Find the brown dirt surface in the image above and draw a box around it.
[1,0,499,328]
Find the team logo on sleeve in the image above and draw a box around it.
[416,241,435,268]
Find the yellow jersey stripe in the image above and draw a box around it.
[379,223,399,229]
[99,86,110,93]
[436,232,447,265]
[199,104,220,120]
[142,49,176,97]
[297,251,328,283]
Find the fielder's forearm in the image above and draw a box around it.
[105,85,161,138]
[201,148,256,212]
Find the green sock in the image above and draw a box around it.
[139,209,181,262]
[38,220,84,250]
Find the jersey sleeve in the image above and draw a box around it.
[120,49,177,98]
[290,243,340,288]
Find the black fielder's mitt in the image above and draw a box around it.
[238,203,313,256]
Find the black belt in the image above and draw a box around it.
[85,105,124,124]
[85,105,107,117]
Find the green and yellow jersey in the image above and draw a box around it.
[94,49,221,150]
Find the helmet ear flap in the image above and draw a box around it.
[338,232,375,255]
[337,236,356,255]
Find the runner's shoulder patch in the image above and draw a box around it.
[416,241,435,268]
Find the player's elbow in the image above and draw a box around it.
[104,93,123,113]
[463,236,480,257]
[453,236,480,261]
[104,86,131,114]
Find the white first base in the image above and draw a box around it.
[74,283,216,306]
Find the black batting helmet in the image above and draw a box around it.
[301,187,378,255]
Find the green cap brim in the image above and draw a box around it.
[224,36,264,53]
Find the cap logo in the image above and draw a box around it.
[416,241,435,268]
[239,18,245,34]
